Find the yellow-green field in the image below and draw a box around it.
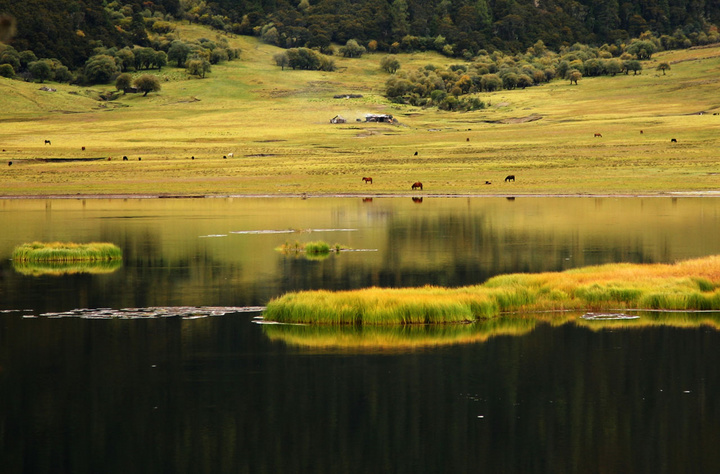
[1,25,720,196]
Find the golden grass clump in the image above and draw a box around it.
[264,255,720,325]
[12,242,122,262]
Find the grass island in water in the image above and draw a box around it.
[263,256,720,325]
[276,240,349,257]
[12,242,123,262]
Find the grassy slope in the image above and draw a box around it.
[1,25,720,196]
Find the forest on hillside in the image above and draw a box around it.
[0,0,718,107]
[0,0,718,70]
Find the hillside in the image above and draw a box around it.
[0,23,719,196]
[1,0,719,69]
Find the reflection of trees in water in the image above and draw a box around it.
[384,212,658,287]
[3,315,720,473]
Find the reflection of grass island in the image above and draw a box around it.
[12,242,123,262]
[264,256,720,325]
[263,317,537,351]
[13,259,123,276]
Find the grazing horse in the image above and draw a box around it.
[228,153,234,158]
[44,140,51,145]
[411,181,423,190]
[414,151,418,156]
[8,161,12,166]
[485,181,492,185]
[505,175,515,182]
[123,156,128,161]
[362,177,373,184]
[81,146,86,151]
[671,138,677,143]
[594,133,602,137]
[640,130,644,134]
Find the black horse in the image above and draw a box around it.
[505,175,515,182]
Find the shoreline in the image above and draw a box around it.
[1,191,720,200]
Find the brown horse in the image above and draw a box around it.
[594,133,602,137]
[362,177,373,184]
[411,181,423,190]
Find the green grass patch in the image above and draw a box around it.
[276,240,348,257]
[263,255,720,324]
[12,242,122,262]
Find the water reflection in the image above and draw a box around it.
[261,311,720,351]
[261,316,537,352]
[12,259,122,276]
[2,198,720,472]
[2,197,720,311]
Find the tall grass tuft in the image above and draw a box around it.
[264,255,720,325]
[12,242,122,262]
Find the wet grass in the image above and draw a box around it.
[263,255,720,324]
[12,242,122,262]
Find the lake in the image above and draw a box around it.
[1,196,720,473]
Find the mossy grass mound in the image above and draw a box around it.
[276,240,348,255]
[264,255,720,324]
[12,242,122,262]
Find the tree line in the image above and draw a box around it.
[381,36,663,110]
[0,1,240,85]
[184,0,720,58]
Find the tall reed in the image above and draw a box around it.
[12,242,123,262]
[264,256,720,324]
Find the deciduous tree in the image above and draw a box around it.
[134,74,161,96]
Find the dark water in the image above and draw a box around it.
[1,197,720,473]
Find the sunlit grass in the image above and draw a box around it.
[0,24,719,196]
[12,242,122,262]
[263,255,720,324]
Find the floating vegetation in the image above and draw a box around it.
[275,240,350,259]
[264,255,720,325]
[13,259,122,276]
[24,306,265,320]
[12,242,122,262]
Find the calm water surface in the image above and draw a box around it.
[1,197,720,473]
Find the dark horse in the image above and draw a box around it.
[411,181,423,190]
[362,177,373,184]
[505,175,515,182]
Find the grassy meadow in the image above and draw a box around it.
[1,24,720,196]
[263,255,720,324]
